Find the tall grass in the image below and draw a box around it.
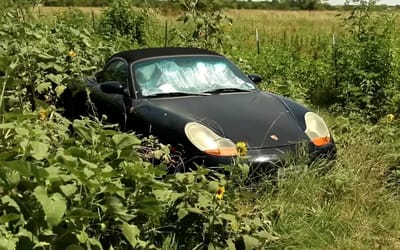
[33,7,340,50]
[34,7,400,52]
[249,115,400,248]
[227,10,339,50]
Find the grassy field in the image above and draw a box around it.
[36,6,399,50]
[35,7,340,49]
[228,9,339,48]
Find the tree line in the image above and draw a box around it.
[42,0,339,11]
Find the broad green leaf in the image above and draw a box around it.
[83,168,95,179]
[0,122,15,129]
[46,166,72,182]
[33,186,66,228]
[47,74,64,85]
[177,208,188,220]
[112,134,141,149]
[104,181,125,198]
[198,193,212,208]
[55,85,66,97]
[150,178,171,188]
[0,213,20,223]
[67,146,88,158]
[30,164,49,181]
[122,223,147,248]
[0,238,17,250]
[1,195,21,213]
[220,214,239,232]
[220,214,236,222]
[53,64,65,72]
[105,196,126,215]
[226,239,236,250]
[60,184,78,198]
[36,82,52,94]
[153,189,174,203]
[30,141,49,160]
[36,52,55,61]
[187,207,203,215]
[79,158,97,169]
[4,170,20,186]
[137,196,162,216]
[15,127,29,136]
[243,235,260,250]
[4,160,31,177]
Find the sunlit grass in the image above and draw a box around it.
[33,7,400,51]
[247,114,400,248]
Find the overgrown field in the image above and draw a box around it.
[1,0,400,249]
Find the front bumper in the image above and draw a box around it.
[190,141,336,170]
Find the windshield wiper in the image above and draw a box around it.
[145,92,211,98]
[205,88,255,94]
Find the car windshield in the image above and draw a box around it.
[133,56,256,97]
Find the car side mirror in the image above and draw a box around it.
[100,81,126,95]
[248,74,263,84]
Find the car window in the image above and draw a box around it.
[102,59,129,88]
[133,56,256,97]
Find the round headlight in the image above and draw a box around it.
[304,112,331,146]
[184,122,237,156]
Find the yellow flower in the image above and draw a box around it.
[38,109,47,121]
[236,141,248,156]
[68,50,77,58]
[387,114,395,122]
[215,186,225,200]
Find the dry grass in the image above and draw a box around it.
[33,7,342,49]
[33,6,103,15]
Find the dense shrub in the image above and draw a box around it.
[332,0,398,121]
[0,4,133,113]
[0,112,277,249]
[171,0,233,52]
[97,0,149,45]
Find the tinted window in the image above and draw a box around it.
[102,59,129,87]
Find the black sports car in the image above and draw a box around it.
[69,47,336,169]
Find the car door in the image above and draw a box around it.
[90,58,130,129]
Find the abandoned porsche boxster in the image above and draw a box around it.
[67,47,336,168]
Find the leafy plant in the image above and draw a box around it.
[172,0,233,52]
[97,0,149,45]
[333,0,397,121]
[0,111,277,249]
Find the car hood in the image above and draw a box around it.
[134,92,308,149]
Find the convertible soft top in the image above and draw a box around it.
[110,47,222,64]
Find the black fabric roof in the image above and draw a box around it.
[110,47,222,63]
